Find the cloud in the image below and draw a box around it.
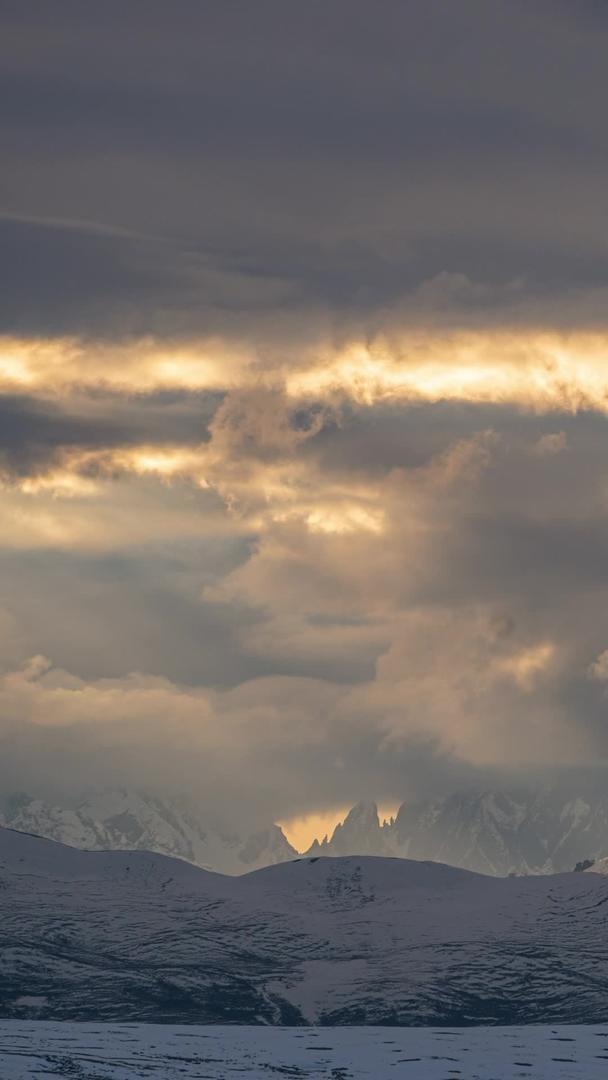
[0,593,600,833]
[3,3,608,339]
[589,650,608,683]
[4,2,608,823]
[532,431,568,456]
[6,329,608,416]
[0,380,607,821]
[0,649,446,827]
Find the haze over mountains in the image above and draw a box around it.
[3,774,608,876]
[2,825,608,1027]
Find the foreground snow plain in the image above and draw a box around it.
[1,1021,608,1078]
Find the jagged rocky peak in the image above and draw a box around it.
[308,801,388,857]
[338,801,380,833]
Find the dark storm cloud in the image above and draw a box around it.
[0,216,294,336]
[3,1,608,333]
[1,50,583,160]
[0,218,178,335]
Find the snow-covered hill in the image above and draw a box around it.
[0,789,296,875]
[3,826,608,1026]
[307,783,608,875]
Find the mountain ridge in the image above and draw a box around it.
[306,785,608,875]
[4,780,608,877]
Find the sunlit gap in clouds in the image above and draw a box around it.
[3,330,608,411]
[4,327,608,556]
[0,336,250,393]
[285,334,608,411]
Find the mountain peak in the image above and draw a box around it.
[341,801,380,829]
[318,801,385,856]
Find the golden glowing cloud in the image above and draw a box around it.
[114,447,209,481]
[301,504,385,535]
[285,333,608,411]
[18,472,100,498]
[2,330,608,413]
[5,327,608,555]
[0,336,251,394]
[495,642,556,690]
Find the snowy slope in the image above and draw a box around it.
[0,789,297,875]
[2,1021,608,1079]
[307,784,608,875]
[3,826,608,1026]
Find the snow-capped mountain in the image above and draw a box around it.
[307,782,608,875]
[5,777,608,878]
[3,825,608,1025]
[0,789,296,875]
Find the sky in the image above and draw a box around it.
[3,1,608,846]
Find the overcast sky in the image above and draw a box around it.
[3,1,608,842]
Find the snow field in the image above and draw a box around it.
[1,1021,608,1079]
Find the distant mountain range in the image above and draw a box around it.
[0,789,297,876]
[2,825,608,1025]
[3,779,608,876]
[305,785,608,875]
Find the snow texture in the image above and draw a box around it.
[1,1021,608,1078]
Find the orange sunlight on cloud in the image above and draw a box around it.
[2,330,608,414]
